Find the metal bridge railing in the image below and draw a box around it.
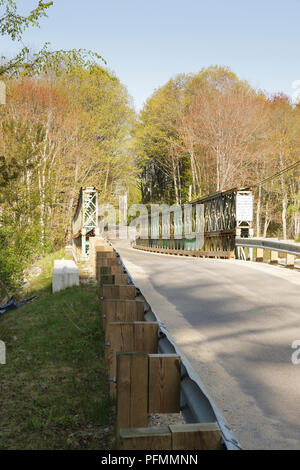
[236,237,300,256]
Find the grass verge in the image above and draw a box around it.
[0,250,115,450]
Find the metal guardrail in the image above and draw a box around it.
[236,237,300,256]
[113,245,241,450]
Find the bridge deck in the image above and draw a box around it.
[111,238,300,450]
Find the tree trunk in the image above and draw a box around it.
[279,153,288,240]
[256,185,262,237]
[172,159,179,205]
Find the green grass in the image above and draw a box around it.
[0,251,115,450]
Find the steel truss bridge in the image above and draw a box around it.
[72,186,99,260]
[134,188,253,259]
[72,187,254,260]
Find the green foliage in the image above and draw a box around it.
[0,65,137,290]
[0,216,43,292]
[0,252,115,449]
[0,1,52,41]
[0,1,105,77]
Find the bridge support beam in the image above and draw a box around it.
[81,228,87,260]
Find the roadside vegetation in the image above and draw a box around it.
[0,251,115,450]
[134,67,300,241]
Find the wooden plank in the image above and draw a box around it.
[148,354,181,413]
[99,265,124,276]
[116,352,148,439]
[101,299,145,330]
[96,251,116,259]
[98,274,128,285]
[99,275,115,285]
[169,423,222,450]
[119,427,171,450]
[96,258,120,267]
[114,274,129,285]
[106,322,158,396]
[134,322,158,352]
[95,246,114,252]
[107,323,134,396]
[99,285,135,300]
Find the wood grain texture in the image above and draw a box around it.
[99,285,135,300]
[119,427,171,450]
[116,352,148,440]
[96,251,116,259]
[169,423,222,450]
[96,258,120,267]
[106,322,158,396]
[98,265,124,276]
[100,299,145,330]
[98,274,129,285]
[148,354,181,413]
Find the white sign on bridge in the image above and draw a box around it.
[236,193,253,221]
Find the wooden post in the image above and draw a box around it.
[256,247,264,262]
[270,250,278,264]
[99,275,115,285]
[114,274,129,285]
[96,246,114,252]
[116,352,149,440]
[96,258,120,267]
[96,252,116,259]
[100,299,145,330]
[148,354,181,413]
[98,274,129,285]
[286,253,295,267]
[169,423,222,450]
[99,284,135,300]
[106,322,158,396]
[119,427,172,450]
[98,265,124,276]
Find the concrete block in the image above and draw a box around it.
[52,258,79,293]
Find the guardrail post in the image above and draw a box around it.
[286,253,295,268]
[99,284,135,300]
[148,354,181,414]
[106,322,158,396]
[97,265,124,281]
[101,299,145,330]
[270,250,278,264]
[255,247,264,262]
[98,258,120,267]
[98,273,129,285]
[116,352,149,439]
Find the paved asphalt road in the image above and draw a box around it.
[110,237,300,450]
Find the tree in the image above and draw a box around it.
[265,94,300,239]
[0,0,104,77]
[135,75,189,204]
[179,67,267,194]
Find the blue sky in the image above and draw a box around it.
[2,0,300,109]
